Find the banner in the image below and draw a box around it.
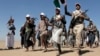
[54,0,60,8]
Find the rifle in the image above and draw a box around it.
[62,15,67,39]
[70,10,89,28]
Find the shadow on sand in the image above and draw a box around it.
[47,49,74,55]
[79,50,93,56]
[61,50,74,54]
[0,47,21,51]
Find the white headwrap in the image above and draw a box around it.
[26,14,30,17]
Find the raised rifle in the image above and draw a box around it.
[70,10,89,28]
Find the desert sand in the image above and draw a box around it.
[0,41,100,56]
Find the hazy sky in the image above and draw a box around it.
[0,0,100,40]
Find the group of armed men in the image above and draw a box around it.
[19,3,99,56]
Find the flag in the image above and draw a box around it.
[53,0,60,8]
[60,0,65,4]
[53,0,66,8]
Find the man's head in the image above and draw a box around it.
[89,21,93,25]
[12,19,14,23]
[40,12,46,20]
[75,3,81,10]
[26,14,30,20]
[55,7,60,15]
[7,18,14,25]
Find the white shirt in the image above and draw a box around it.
[73,10,83,19]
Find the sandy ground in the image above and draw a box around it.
[0,41,100,56]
